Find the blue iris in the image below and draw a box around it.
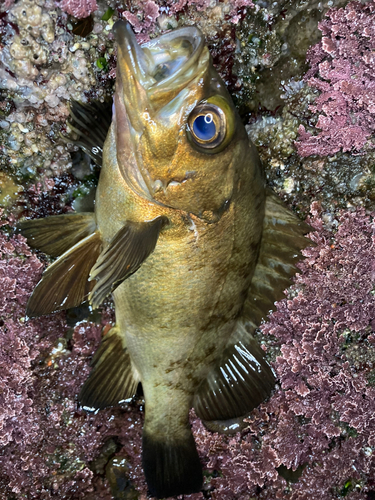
[192,113,216,141]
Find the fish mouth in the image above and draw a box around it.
[112,20,206,201]
[113,20,205,97]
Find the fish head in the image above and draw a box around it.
[113,20,251,219]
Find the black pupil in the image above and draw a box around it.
[192,114,216,141]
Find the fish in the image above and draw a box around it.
[19,19,312,498]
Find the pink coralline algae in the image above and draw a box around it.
[169,0,254,15]
[56,0,255,32]
[0,216,44,449]
[189,206,375,499]
[2,206,375,498]
[123,1,160,41]
[59,0,98,19]
[296,1,375,157]
[2,0,15,8]
[122,0,254,42]
[0,213,143,499]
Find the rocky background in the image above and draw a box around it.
[1,0,375,499]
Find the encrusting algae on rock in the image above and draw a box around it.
[19,19,313,498]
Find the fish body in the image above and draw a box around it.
[97,75,265,400]
[98,114,265,491]
[20,20,312,499]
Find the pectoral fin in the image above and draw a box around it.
[26,232,102,317]
[89,216,168,309]
[193,322,275,421]
[19,213,97,257]
[243,190,314,332]
[79,325,139,410]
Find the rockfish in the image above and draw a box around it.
[20,19,311,498]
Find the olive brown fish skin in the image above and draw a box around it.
[95,20,265,497]
[19,19,312,500]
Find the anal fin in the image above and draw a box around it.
[19,212,97,257]
[79,325,138,410]
[193,322,275,422]
[26,231,102,317]
[89,216,168,308]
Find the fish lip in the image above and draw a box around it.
[112,20,155,201]
[113,20,154,88]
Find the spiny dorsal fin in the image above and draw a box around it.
[193,322,275,421]
[89,216,168,309]
[19,212,97,257]
[79,325,139,410]
[243,189,314,332]
[61,100,112,167]
[26,232,102,318]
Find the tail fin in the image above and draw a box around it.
[142,428,203,499]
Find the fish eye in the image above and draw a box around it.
[187,96,235,152]
[188,103,225,149]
